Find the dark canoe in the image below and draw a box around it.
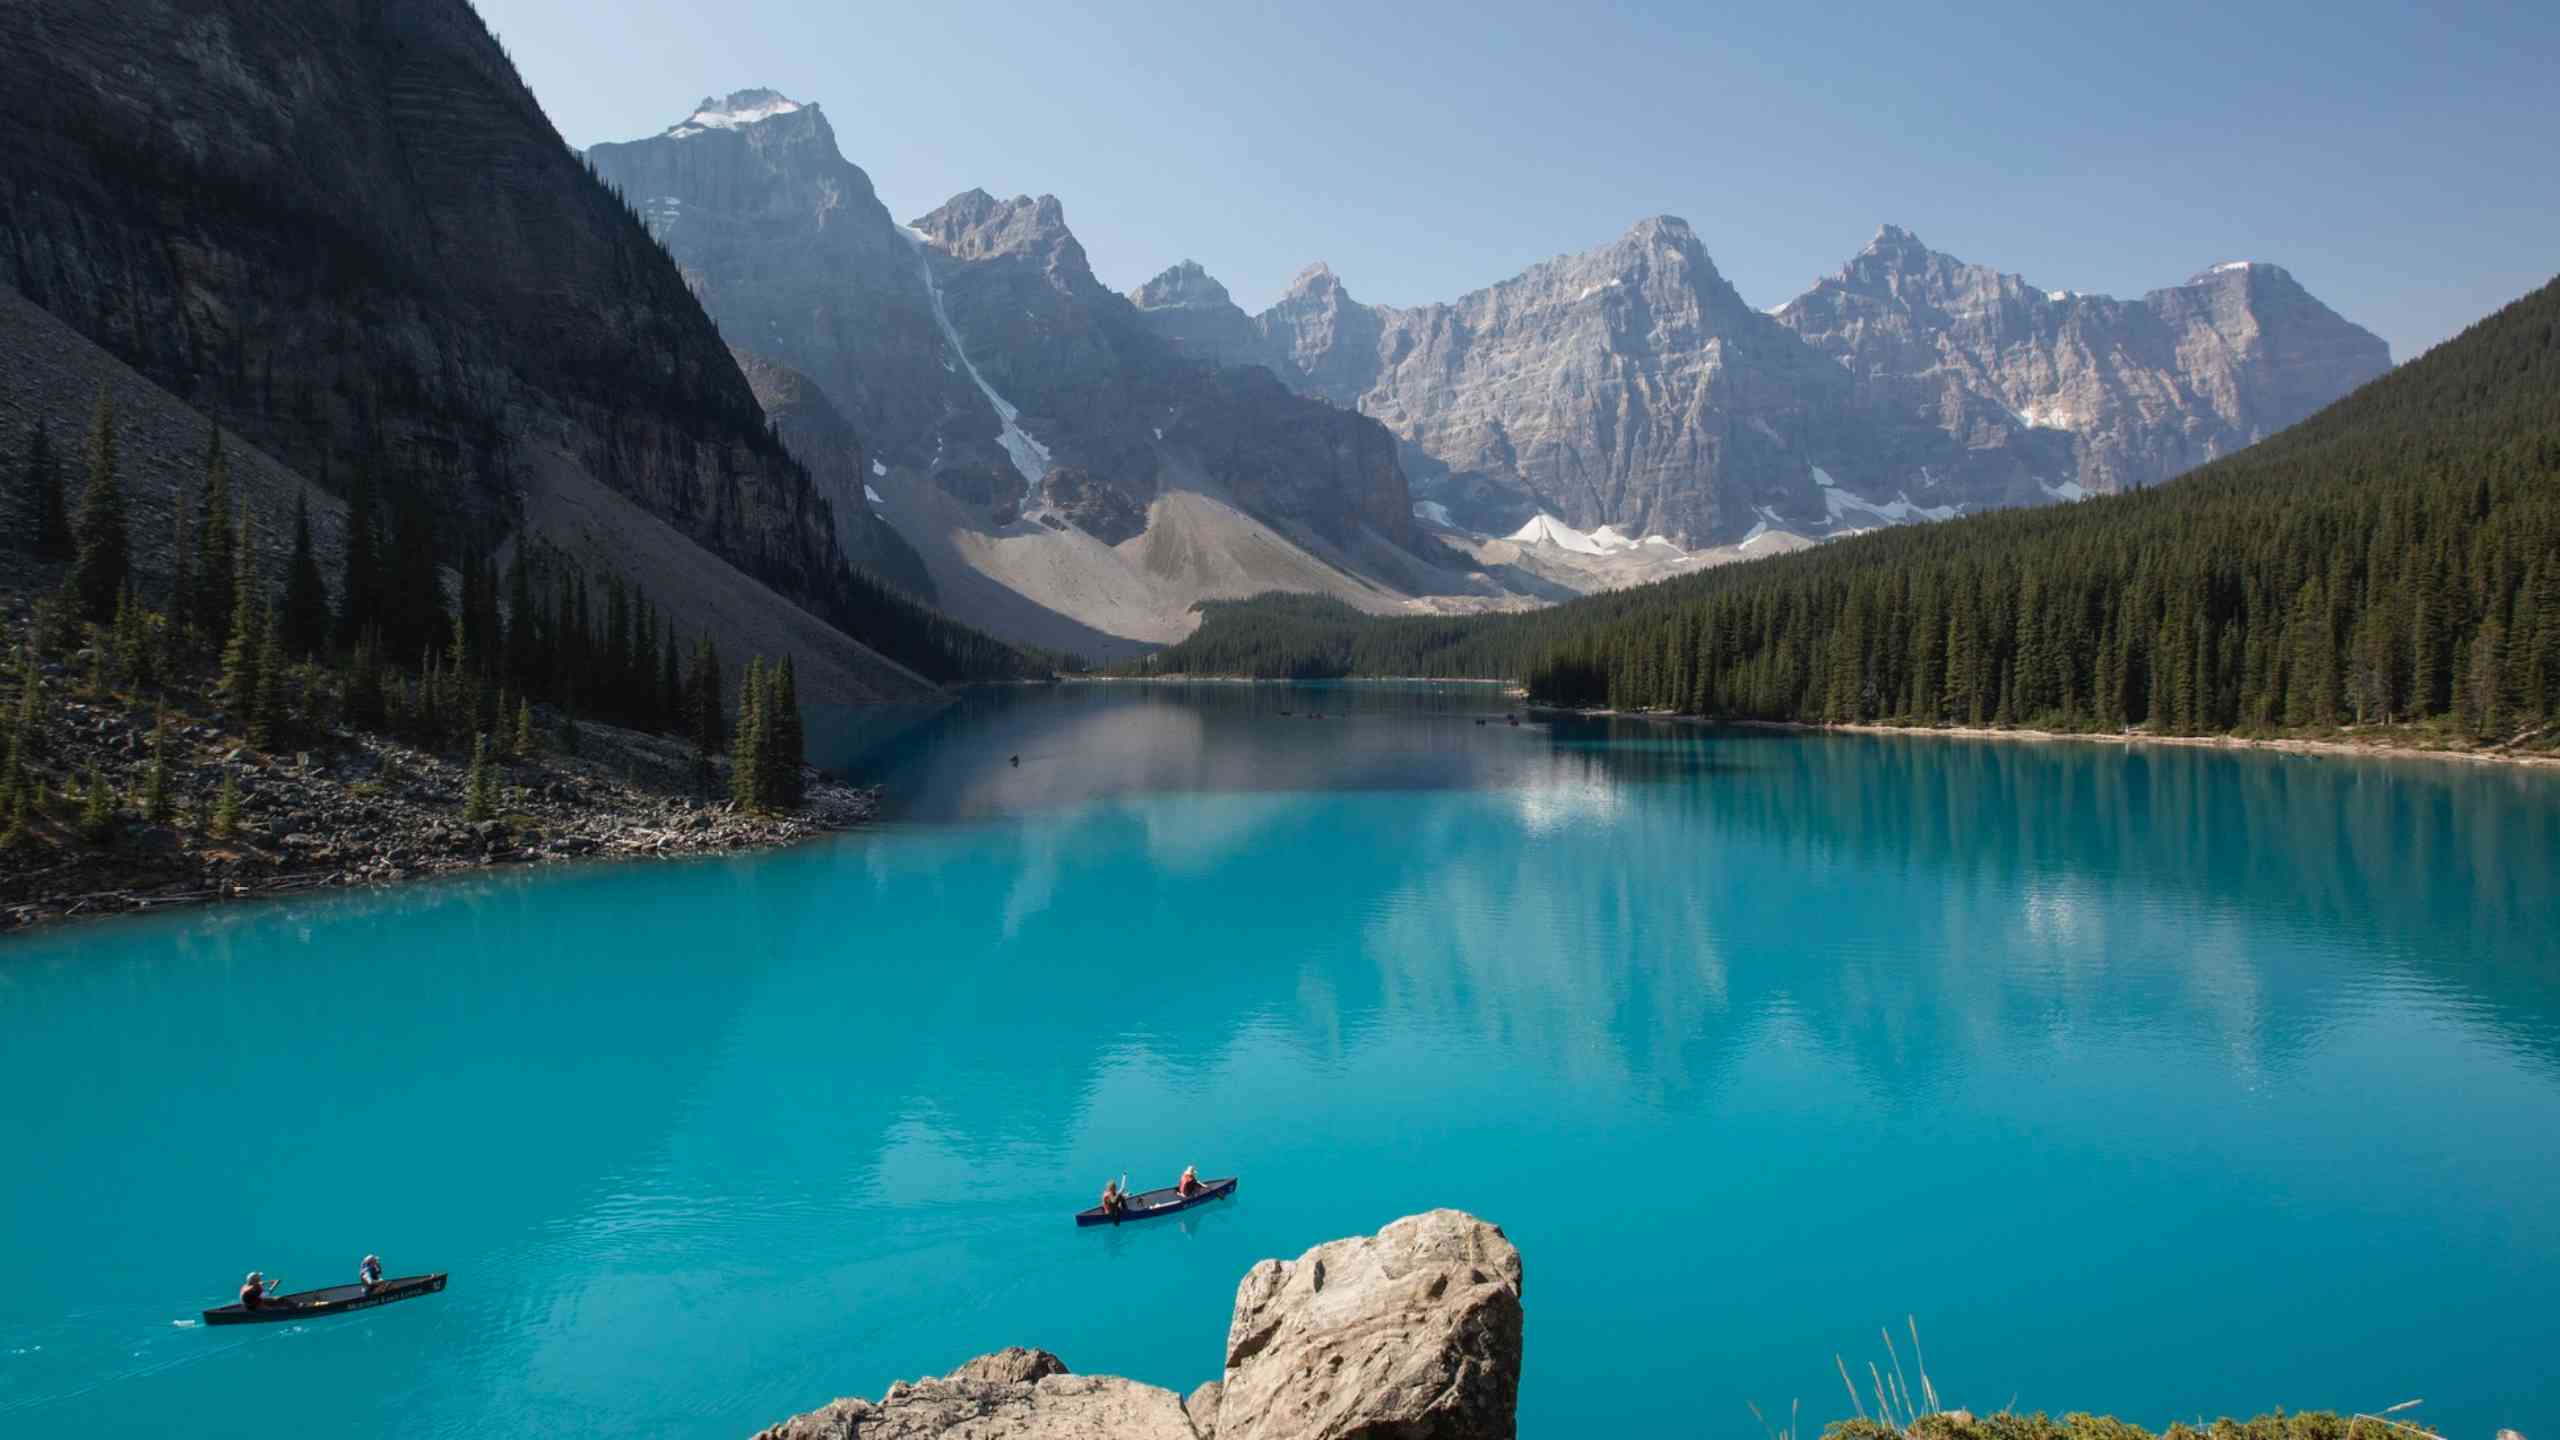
[1076,1177,1237,1227]
[201,1272,447,1326]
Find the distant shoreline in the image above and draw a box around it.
[1534,706,2560,770]
[1059,674,1519,688]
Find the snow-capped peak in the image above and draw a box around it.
[2212,260,2254,274]
[666,89,804,138]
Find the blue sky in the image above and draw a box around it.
[478,0,2557,360]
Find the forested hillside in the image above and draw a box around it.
[1132,275,2560,747]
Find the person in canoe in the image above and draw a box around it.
[359,1254,384,1290]
[1099,1178,1124,1217]
[239,1271,278,1311]
[1177,1164,1202,1198]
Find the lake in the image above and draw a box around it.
[3,682,2555,1438]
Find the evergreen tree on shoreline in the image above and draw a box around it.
[281,489,330,657]
[67,387,130,620]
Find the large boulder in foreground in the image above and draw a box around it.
[1215,1209,1524,1440]
[748,1211,1523,1440]
[751,1348,1196,1439]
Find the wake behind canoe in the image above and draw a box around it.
[1077,1177,1236,1226]
[202,1273,447,1325]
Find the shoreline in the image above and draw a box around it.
[1059,674,1518,687]
[0,696,883,936]
[1534,705,2560,770]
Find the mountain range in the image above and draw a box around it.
[0,24,2396,673]
[1136,221,2393,544]
[592,88,2387,654]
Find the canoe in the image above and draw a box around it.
[201,1272,447,1325]
[1075,1177,1237,1227]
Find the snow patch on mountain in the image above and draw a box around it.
[871,459,887,478]
[1509,514,1618,555]
[1413,500,1453,527]
[1823,485,1961,526]
[668,92,803,138]
[901,225,1051,501]
[2039,479,2090,502]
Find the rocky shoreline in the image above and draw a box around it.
[1531,705,2560,770]
[0,689,878,933]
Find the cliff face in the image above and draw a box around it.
[755,1210,1524,1440]
[0,3,868,647]
[912,190,1419,549]
[588,98,1426,650]
[1229,220,2388,544]
[585,94,1002,491]
[728,345,935,598]
[1773,227,2394,499]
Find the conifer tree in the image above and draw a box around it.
[771,655,804,805]
[25,418,71,561]
[688,638,725,756]
[463,733,497,822]
[281,489,330,657]
[513,699,537,759]
[143,711,174,822]
[111,586,152,689]
[67,386,131,620]
[219,505,263,715]
[78,763,114,842]
[731,657,766,809]
[253,608,288,750]
[210,770,243,839]
[194,427,235,641]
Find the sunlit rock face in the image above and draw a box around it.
[752,1211,1525,1440]
[1238,221,2387,542]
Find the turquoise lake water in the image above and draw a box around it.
[4,683,2556,1438]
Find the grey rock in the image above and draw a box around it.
[1246,219,2387,543]
[750,1352,1196,1440]
[1772,227,2391,503]
[1217,1209,1523,1440]
[748,1212,1521,1440]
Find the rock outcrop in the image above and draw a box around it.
[1216,1209,1525,1440]
[751,1211,1524,1440]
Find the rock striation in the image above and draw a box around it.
[0,3,937,705]
[1142,221,2388,546]
[752,1210,1524,1440]
[1772,227,2393,503]
[590,97,1452,653]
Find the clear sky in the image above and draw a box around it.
[476,0,2557,361]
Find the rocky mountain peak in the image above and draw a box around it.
[666,87,808,137]
[910,190,1086,275]
[1129,259,1233,312]
[2186,258,2297,290]
[1286,261,1347,298]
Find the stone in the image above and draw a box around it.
[1184,1381,1223,1438]
[750,1352,1197,1440]
[1216,1210,1523,1440]
[747,1212,1522,1440]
